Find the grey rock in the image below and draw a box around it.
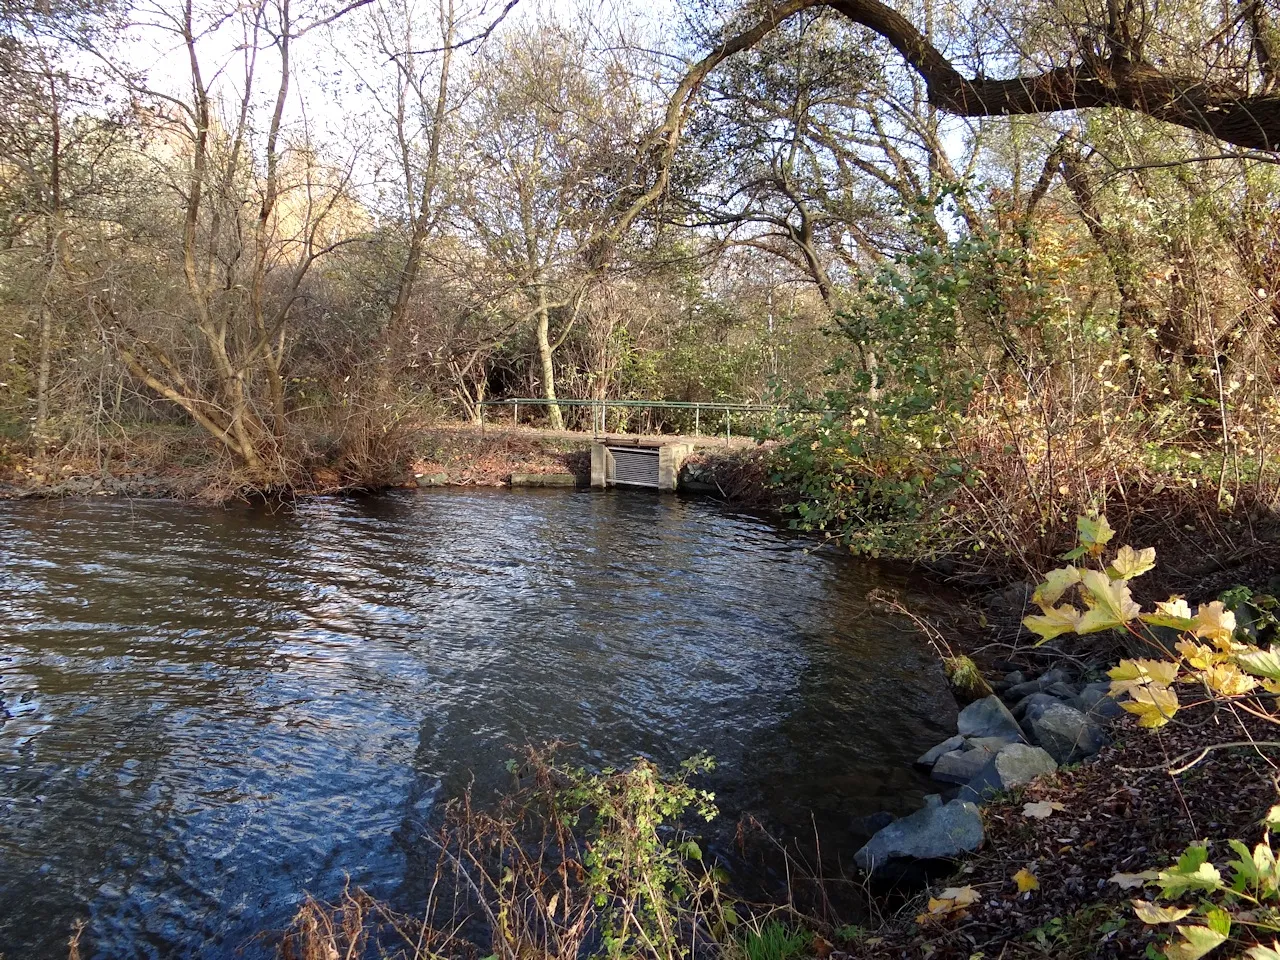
[854,795,984,872]
[1004,679,1044,700]
[1029,702,1109,763]
[959,744,1058,802]
[966,735,1021,752]
[1075,682,1125,721]
[1004,668,1075,702]
[932,744,1001,784]
[1012,692,1060,721]
[957,695,1025,742]
[916,735,966,768]
[1039,667,1074,686]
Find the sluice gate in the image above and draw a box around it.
[590,439,694,493]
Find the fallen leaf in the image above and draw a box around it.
[915,885,981,924]
[1013,867,1039,892]
[1109,871,1158,890]
[1132,900,1194,924]
[1023,800,1065,819]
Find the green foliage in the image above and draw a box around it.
[768,187,1075,562]
[737,920,811,960]
[1220,585,1280,646]
[556,754,719,959]
[1124,827,1280,958]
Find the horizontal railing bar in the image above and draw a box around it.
[476,398,818,413]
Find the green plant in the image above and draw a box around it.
[1022,515,1280,957]
[558,753,720,959]
[737,920,811,960]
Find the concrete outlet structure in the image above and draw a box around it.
[591,439,694,492]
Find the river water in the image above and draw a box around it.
[0,489,957,959]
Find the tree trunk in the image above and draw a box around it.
[535,285,564,430]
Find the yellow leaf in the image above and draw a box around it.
[1119,683,1180,728]
[1164,924,1228,960]
[938,885,980,908]
[1023,800,1065,819]
[1077,514,1115,554]
[1013,867,1039,892]
[916,885,981,924]
[1032,566,1082,607]
[1131,900,1194,924]
[1144,597,1197,630]
[1110,659,1180,688]
[1195,602,1238,644]
[1109,545,1157,579]
[1023,604,1081,642]
[1202,663,1258,697]
[1078,569,1141,632]
[1176,640,1220,670]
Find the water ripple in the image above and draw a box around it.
[0,489,957,959]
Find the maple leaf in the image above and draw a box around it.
[1202,662,1257,697]
[1109,871,1158,890]
[1194,601,1238,644]
[1074,514,1115,557]
[1110,658,1180,689]
[1013,867,1039,893]
[1143,597,1197,630]
[1109,544,1157,579]
[915,885,980,924]
[1175,639,1220,670]
[1119,683,1180,728]
[1163,924,1228,960]
[1077,569,1141,633]
[1032,566,1082,607]
[1023,604,1081,642]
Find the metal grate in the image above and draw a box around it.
[609,447,660,488]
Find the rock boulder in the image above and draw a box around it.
[957,695,1024,743]
[1029,702,1109,763]
[854,795,984,872]
[959,743,1058,802]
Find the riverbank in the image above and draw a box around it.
[0,422,771,501]
[839,701,1280,959]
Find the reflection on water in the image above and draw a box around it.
[0,489,957,959]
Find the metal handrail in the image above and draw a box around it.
[475,397,799,439]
